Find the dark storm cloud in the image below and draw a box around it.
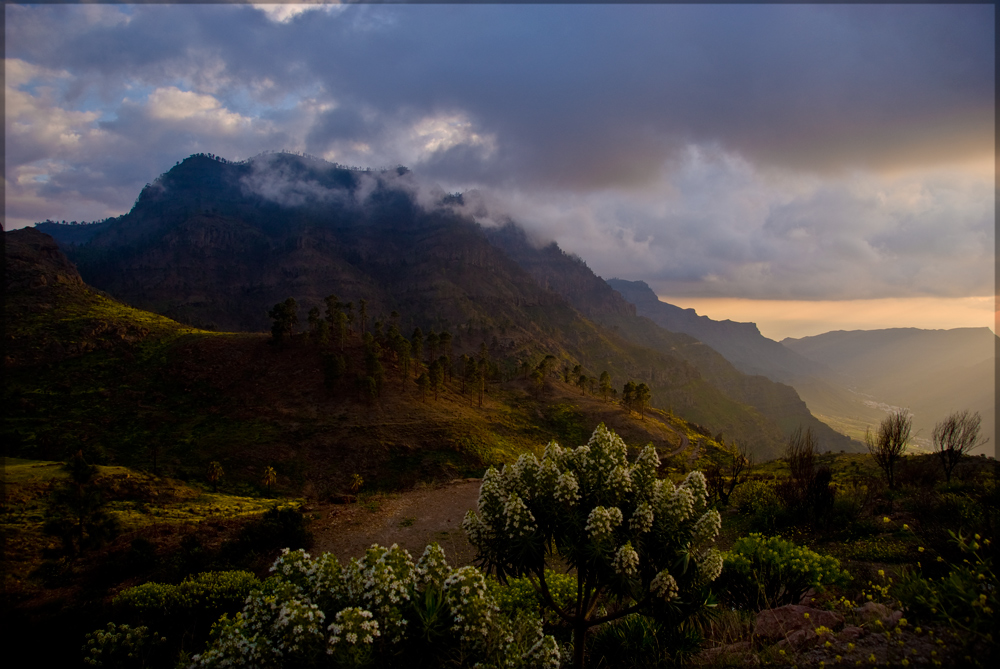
[4,3,993,303]
[8,3,992,189]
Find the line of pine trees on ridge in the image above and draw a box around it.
[268,295,654,414]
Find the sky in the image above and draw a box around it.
[4,2,996,340]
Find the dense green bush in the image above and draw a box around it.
[488,570,577,623]
[82,623,165,668]
[893,531,995,651]
[729,479,784,532]
[716,534,850,610]
[586,613,701,669]
[114,570,260,616]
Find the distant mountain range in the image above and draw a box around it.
[31,151,868,459]
[783,328,995,455]
[606,279,828,382]
[607,278,995,456]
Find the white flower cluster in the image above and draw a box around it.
[499,611,562,669]
[691,509,722,548]
[629,501,654,534]
[443,566,496,641]
[327,607,379,648]
[696,549,724,586]
[270,548,320,588]
[612,542,639,577]
[462,509,487,547]
[607,464,633,496]
[630,444,660,492]
[577,425,630,492]
[660,484,695,525]
[509,453,542,498]
[585,506,623,542]
[458,423,724,643]
[348,544,413,643]
[504,493,537,537]
[415,543,451,589]
[192,541,561,669]
[553,470,580,505]
[650,570,679,601]
[683,471,709,515]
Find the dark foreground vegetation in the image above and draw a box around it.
[3,421,995,668]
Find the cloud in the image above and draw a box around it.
[253,3,344,25]
[3,3,992,304]
[488,146,994,301]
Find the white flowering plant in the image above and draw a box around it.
[189,543,560,669]
[463,424,722,669]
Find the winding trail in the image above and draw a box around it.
[310,478,482,567]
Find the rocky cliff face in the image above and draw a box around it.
[607,279,827,383]
[5,227,85,292]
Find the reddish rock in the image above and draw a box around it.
[754,604,845,641]
[855,602,903,628]
[838,625,864,641]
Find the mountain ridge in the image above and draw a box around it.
[34,151,860,458]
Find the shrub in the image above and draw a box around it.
[730,479,784,532]
[717,534,850,610]
[893,530,995,650]
[114,571,261,616]
[463,424,723,669]
[82,622,165,668]
[586,613,701,669]
[489,570,577,623]
[190,544,560,669]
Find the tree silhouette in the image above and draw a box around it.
[429,359,444,401]
[262,466,277,496]
[439,331,452,357]
[622,381,637,414]
[415,372,430,401]
[634,383,651,419]
[207,461,225,493]
[933,410,988,483]
[599,372,612,402]
[334,312,349,351]
[865,410,912,490]
[426,330,439,362]
[43,451,118,558]
[268,298,298,344]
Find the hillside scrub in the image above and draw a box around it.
[463,424,723,669]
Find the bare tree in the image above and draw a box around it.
[786,426,816,488]
[866,410,912,490]
[708,440,753,505]
[933,410,988,484]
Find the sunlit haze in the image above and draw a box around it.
[657,296,998,342]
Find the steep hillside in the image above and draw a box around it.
[36,152,817,458]
[487,227,859,456]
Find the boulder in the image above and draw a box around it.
[754,604,845,641]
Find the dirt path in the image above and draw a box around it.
[309,478,483,567]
